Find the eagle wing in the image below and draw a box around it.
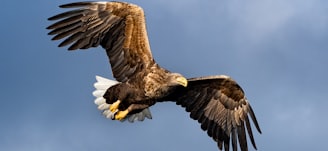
[170,75,261,151]
[47,2,154,82]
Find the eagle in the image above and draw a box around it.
[47,1,261,151]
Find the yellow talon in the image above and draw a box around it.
[110,100,121,112]
[115,110,129,120]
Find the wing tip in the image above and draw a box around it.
[248,105,262,134]
[59,2,90,8]
[59,1,108,8]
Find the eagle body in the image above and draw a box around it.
[47,1,261,151]
[102,64,186,114]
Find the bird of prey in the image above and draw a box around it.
[47,1,261,151]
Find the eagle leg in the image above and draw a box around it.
[110,100,121,113]
[113,109,129,120]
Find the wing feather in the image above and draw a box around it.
[170,75,261,151]
[237,122,247,151]
[48,9,85,20]
[48,14,84,31]
[47,1,154,82]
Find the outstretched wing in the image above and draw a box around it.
[169,75,261,151]
[47,1,154,82]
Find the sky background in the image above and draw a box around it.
[1,0,327,150]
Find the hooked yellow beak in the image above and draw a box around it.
[176,76,188,87]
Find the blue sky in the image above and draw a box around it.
[1,0,327,150]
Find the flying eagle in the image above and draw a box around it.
[47,1,261,151]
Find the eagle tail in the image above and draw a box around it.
[93,75,152,122]
[93,75,119,119]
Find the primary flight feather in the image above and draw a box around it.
[47,1,261,151]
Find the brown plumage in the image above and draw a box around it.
[165,75,261,151]
[47,1,261,151]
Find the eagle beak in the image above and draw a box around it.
[177,76,188,87]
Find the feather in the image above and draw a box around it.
[47,1,154,82]
[173,76,261,151]
[94,97,105,105]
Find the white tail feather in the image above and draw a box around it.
[93,75,119,119]
[93,75,152,122]
[98,103,110,110]
[92,90,105,97]
[94,97,106,105]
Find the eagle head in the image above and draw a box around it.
[168,73,188,87]
[144,71,187,98]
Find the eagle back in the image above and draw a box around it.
[142,66,171,98]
